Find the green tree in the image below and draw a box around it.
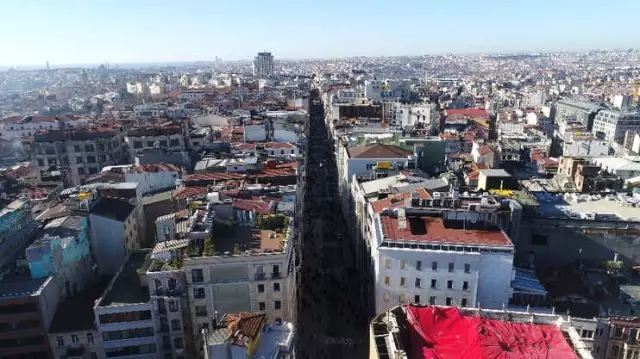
[204,237,214,256]
[233,243,241,255]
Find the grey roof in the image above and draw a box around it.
[391,178,449,194]
[479,169,512,177]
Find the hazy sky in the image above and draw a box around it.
[1,0,639,66]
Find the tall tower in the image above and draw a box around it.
[253,51,274,78]
[46,61,50,70]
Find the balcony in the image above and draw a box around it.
[271,272,281,279]
[255,273,266,281]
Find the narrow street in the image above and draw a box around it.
[295,89,371,358]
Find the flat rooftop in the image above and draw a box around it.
[536,196,640,221]
[50,278,111,333]
[0,276,47,299]
[99,250,150,306]
[191,224,286,257]
[380,214,513,247]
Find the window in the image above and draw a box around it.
[74,145,81,152]
[76,156,83,164]
[400,260,408,269]
[85,145,95,152]
[272,265,280,278]
[71,334,79,343]
[87,333,94,343]
[259,302,266,311]
[464,264,471,273]
[195,305,207,317]
[258,284,265,293]
[56,336,64,347]
[446,297,453,306]
[165,353,173,359]
[430,279,437,289]
[399,294,406,303]
[78,167,85,175]
[384,276,390,285]
[416,261,422,271]
[38,159,44,166]
[383,292,390,302]
[448,263,455,272]
[173,337,184,349]
[385,259,392,268]
[273,283,281,292]
[415,278,422,288]
[274,301,282,310]
[463,281,469,291]
[91,353,98,359]
[461,298,468,307]
[414,295,420,304]
[191,269,204,282]
[447,280,453,289]
[431,261,438,271]
[168,301,178,312]
[581,330,594,339]
[400,277,406,286]
[87,155,96,163]
[429,296,436,305]
[531,234,548,246]
[171,319,181,331]
[193,287,205,299]
[170,139,180,146]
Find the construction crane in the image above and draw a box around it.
[633,81,639,108]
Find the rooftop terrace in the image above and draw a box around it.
[98,250,151,307]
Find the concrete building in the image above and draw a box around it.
[26,215,93,297]
[0,275,58,359]
[94,250,157,359]
[371,201,516,313]
[145,241,193,359]
[29,127,126,186]
[94,164,181,196]
[370,305,594,359]
[48,280,110,359]
[182,202,296,350]
[592,110,640,143]
[253,52,274,78]
[394,103,438,134]
[0,115,89,140]
[555,100,604,129]
[613,94,633,111]
[562,134,610,157]
[202,312,294,359]
[134,104,164,120]
[89,197,141,275]
[124,124,186,163]
[0,200,40,269]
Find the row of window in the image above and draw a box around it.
[191,265,282,283]
[383,292,469,307]
[385,259,472,273]
[384,277,470,291]
[132,139,181,149]
[258,282,280,293]
[56,333,94,347]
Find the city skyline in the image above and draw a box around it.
[2,0,640,67]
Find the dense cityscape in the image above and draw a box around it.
[0,47,640,359]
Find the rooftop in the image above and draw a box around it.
[379,212,513,248]
[50,278,110,333]
[206,312,266,348]
[371,305,593,359]
[90,197,135,222]
[346,143,413,159]
[98,250,151,307]
[0,276,48,299]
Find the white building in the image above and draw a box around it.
[613,94,633,111]
[0,115,89,139]
[98,164,181,195]
[94,251,158,359]
[370,200,515,314]
[592,110,640,143]
[180,90,207,101]
[134,104,163,120]
[394,103,437,133]
[253,52,274,78]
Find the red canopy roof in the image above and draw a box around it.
[406,306,580,359]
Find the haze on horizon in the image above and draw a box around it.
[1,0,639,67]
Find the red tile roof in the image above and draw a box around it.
[232,143,257,151]
[264,142,294,149]
[380,215,512,247]
[233,198,271,215]
[476,145,493,155]
[371,189,431,214]
[172,186,208,199]
[221,312,266,347]
[347,144,413,159]
[446,109,489,120]
[131,163,181,173]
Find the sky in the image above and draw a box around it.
[1,0,639,66]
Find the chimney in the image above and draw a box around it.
[397,208,407,229]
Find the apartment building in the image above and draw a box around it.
[369,192,519,314]
[0,115,89,139]
[124,124,186,163]
[29,127,126,185]
[94,250,157,359]
[592,110,640,143]
[145,242,192,359]
[91,164,181,196]
[48,281,110,359]
[0,275,59,359]
[181,202,295,348]
[253,52,274,78]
